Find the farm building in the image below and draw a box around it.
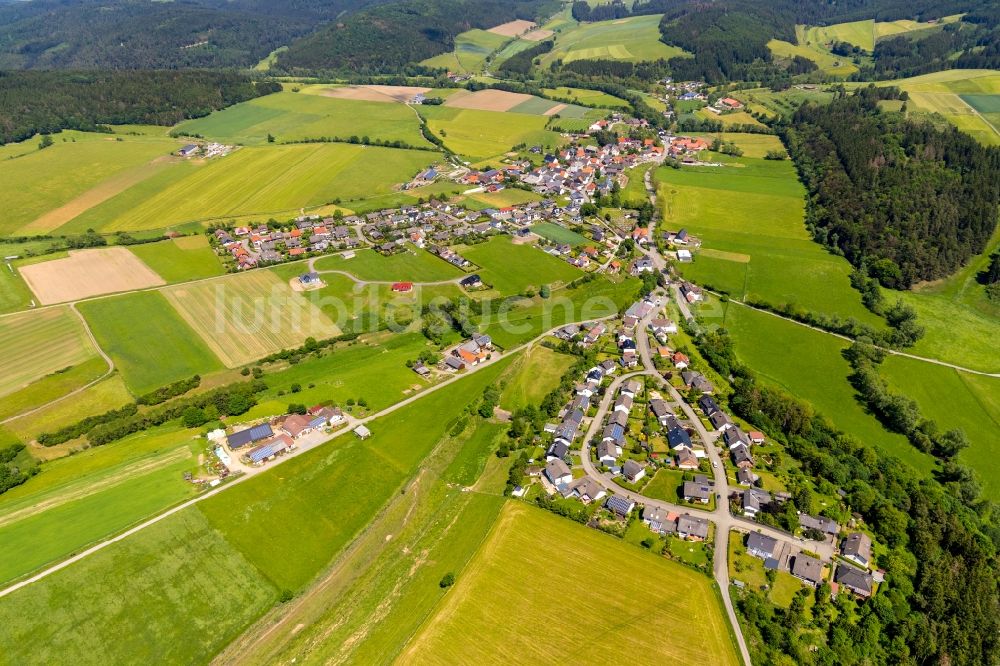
[243,435,293,465]
[227,423,273,449]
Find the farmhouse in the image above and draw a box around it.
[243,434,293,466]
[226,423,273,449]
[280,414,313,439]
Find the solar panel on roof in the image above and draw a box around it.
[248,424,273,440]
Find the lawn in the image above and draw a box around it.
[0,130,179,236]
[313,245,464,282]
[128,235,225,283]
[0,306,98,399]
[78,290,223,394]
[0,508,278,665]
[539,14,689,66]
[399,502,739,665]
[460,236,580,295]
[162,270,340,368]
[420,105,562,161]
[420,29,509,73]
[657,155,881,324]
[173,91,430,147]
[643,467,686,503]
[98,143,436,231]
[197,358,513,592]
[530,221,589,246]
[500,345,574,411]
[880,356,1000,501]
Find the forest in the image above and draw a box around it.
[783,86,1000,288]
[0,70,279,144]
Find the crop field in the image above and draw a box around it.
[421,106,561,160]
[530,221,590,246]
[0,356,107,422]
[400,502,739,665]
[0,508,278,665]
[874,14,962,39]
[460,236,580,295]
[0,131,179,236]
[657,155,880,324]
[0,306,98,399]
[719,302,932,473]
[465,188,542,209]
[19,247,165,305]
[542,86,630,108]
[173,92,429,146]
[78,291,223,394]
[798,20,875,52]
[4,374,132,444]
[420,29,509,73]
[767,39,858,77]
[698,108,766,127]
[880,357,1000,500]
[313,246,464,283]
[500,346,574,411]
[197,358,512,592]
[539,14,688,66]
[127,235,224,282]
[98,144,436,231]
[163,270,340,368]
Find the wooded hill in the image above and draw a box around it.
[784,86,1000,288]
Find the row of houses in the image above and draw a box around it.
[643,506,711,541]
[745,531,876,597]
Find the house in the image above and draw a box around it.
[736,468,758,486]
[546,440,569,461]
[605,495,635,518]
[460,274,483,288]
[799,514,839,537]
[719,97,744,110]
[743,488,771,517]
[683,480,711,503]
[280,414,313,439]
[545,458,573,487]
[842,532,873,567]
[622,459,646,483]
[649,318,678,337]
[723,428,752,449]
[746,532,778,560]
[681,371,714,394]
[298,271,321,286]
[749,431,766,444]
[680,283,703,303]
[620,379,641,399]
[791,554,824,587]
[731,443,754,469]
[596,439,620,465]
[649,398,672,426]
[243,435,292,465]
[671,352,689,369]
[676,249,692,262]
[226,423,273,449]
[631,256,655,275]
[613,394,633,415]
[667,427,693,451]
[563,477,606,503]
[643,506,673,534]
[676,447,699,470]
[307,405,343,426]
[708,411,732,431]
[391,281,413,293]
[677,514,709,540]
[834,563,873,598]
[698,395,720,416]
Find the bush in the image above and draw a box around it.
[439,572,455,588]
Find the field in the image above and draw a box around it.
[420,29,509,73]
[0,307,97,399]
[465,188,542,209]
[500,345,574,411]
[18,247,165,305]
[874,14,962,39]
[530,221,589,246]
[880,357,1000,500]
[460,236,580,295]
[93,143,436,232]
[488,19,536,37]
[742,86,836,118]
[0,131,180,236]
[0,508,278,665]
[421,105,561,160]
[542,86,630,108]
[78,291,223,394]
[173,91,430,146]
[400,502,739,665]
[313,246,464,283]
[162,271,340,367]
[798,20,875,52]
[767,39,858,77]
[539,14,688,66]
[312,84,432,103]
[443,89,594,119]
[718,302,933,473]
[657,154,880,324]
[698,108,766,128]
[0,356,108,422]
[696,133,785,159]
[4,374,132,444]
[127,235,224,283]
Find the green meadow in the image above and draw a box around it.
[500,345,574,411]
[4,374,133,443]
[173,91,430,147]
[798,20,875,52]
[0,306,98,398]
[874,14,962,39]
[658,154,881,325]
[0,260,35,314]
[460,236,580,295]
[421,106,562,160]
[542,86,630,108]
[313,245,463,282]
[77,291,223,394]
[0,356,108,422]
[531,221,589,246]
[767,39,858,77]
[420,29,509,73]
[128,235,225,283]
[540,14,688,66]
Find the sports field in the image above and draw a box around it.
[798,20,875,52]
[0,307,97,398]
[422,105,562,160]
[657,155,880,323]
[539,14,688,66]
[78,290,223,394]
[173,91,429,146]
[314,246,464,283]
[460,236,580,295]
[163,270,340,367]
[400,502,739,665]
[420,29,509,73]
[128,235,224,282]
[97,143,436,231]
[0,131,179,236]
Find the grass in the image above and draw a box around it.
[0,508,278,664]
[400,502,739,665]
[874,14,963,39]
[657,155,881,324]
[530,221,589,246]
[421,105,563,161]
[0,131,179,236]
[698,108,766,128]
[539,14,688,66]
[0,260,35,313]
[543,86,629,108]
[799,20,875,52]
[420,29,509,73]
[173,92,430,147]
[197,357,513,592]
[880,357,1000,500]
[4,374,132,443]
[0,356,108,422]
[460,236,580,295]
[313,245,464,282]
[693,132,786,159]
[97,143,436,232]
[767,39,858,77]
[0,306,98,399]
[464,188,542,209]
[500,345,574,411]
[643,467,686,503]
[162,270,340,368]
[77,290,223,394]
[127,235,224,282]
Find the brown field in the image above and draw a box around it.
[19,248,166,305]
[21,156,179,235]
[488,20,536,37]
[319,85,430,103]
[522,29,554,41]
[444,89,534,112]
[543,103,568,116]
